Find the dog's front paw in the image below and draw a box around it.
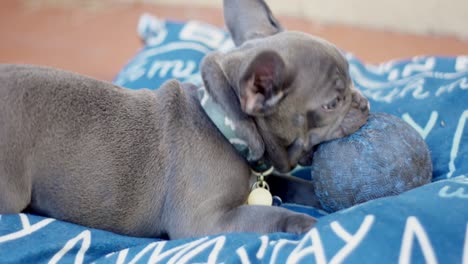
[283,213,316,235]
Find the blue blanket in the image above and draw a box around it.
[1,15,467,263]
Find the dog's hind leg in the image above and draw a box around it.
[219,205,316,235]
[0,184,30,214]
[170,205,316,239]
[0,155,31,214]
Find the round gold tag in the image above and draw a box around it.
[247,188,273,206]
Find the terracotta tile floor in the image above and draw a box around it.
[1,0,468,81]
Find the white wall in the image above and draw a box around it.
[150,0,468,38]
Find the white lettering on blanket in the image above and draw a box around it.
[0,214,54,243]
[401,57,436,78]
[439,185,468,199]
[451,175,468,184]
[447,110,468,178]
[364,57,436,80]
[285,228,326,264]
[350,55,468,103]
[364,60,395,75]
[328,215,375,264]
[3,214,461,263]
[402,111,438,139]
[257,235,269,259]
[129,242,159,264]
[125,239,199,263]
[455,56,468,72]
[147,60,197,79]
[173,236,225,264]
[236,246,251,264]
[111,236,226,264]
[272,215,374,264]
[400,110,466,179]
[148,238,207,264]
[114,248,129,263]
[179,21,227,49]
[49,230,91,264]
[357,77,430,103]
[138,42,211,59]
[435,77,468,97]
[356,73,467,102]
[114,42,211,87]
[399,216,438,264]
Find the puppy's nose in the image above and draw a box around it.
[365,100,371,112]
[350,88,370,113]
[360,97,370,112]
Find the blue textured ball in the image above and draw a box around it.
[310,113,432,212]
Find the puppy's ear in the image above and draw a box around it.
[223,0,284,46]
[240,50,286,116]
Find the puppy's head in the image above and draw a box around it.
[202,0,369,172]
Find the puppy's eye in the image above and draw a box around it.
[322,98,338,111]
[322,96,342,111]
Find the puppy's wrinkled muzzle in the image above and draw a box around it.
[296,89,370,168]
[340,89,370,136]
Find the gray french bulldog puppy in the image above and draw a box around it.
[210,0,369,171]
[0,0,368,239]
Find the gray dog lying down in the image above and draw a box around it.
[0,0,369,239]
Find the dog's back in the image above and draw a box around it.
[0,64,177,236]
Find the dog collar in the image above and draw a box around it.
[197,86,272,173]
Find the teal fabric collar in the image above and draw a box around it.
[197,86,271,173]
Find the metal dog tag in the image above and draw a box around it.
[247,178,273,206]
